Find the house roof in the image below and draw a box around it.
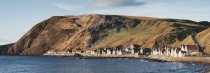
[186,45,199,51]
[133,44,141,48]
[176,48,181,53]
[143,48,152,52]
[116,45,124,49]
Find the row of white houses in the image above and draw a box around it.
[89,44,152,56]
[44,44,201,57]
[152,44,200,57]
[88,44,201,57]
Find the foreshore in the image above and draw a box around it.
[147,55,210,65]
[43,53,210,65]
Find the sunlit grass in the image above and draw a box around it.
[92,26,158,48]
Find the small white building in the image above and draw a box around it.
[166,48,170,56]
[112,50,116,55]
[125,48,129,52]
[178,51,184,57]
[131,48,134,55]
[152,49,158,55]
[140,48,143,55]
[107,49,111,55]
[117,50,122,55]
[90,50,95,54]
[102,49,106,54]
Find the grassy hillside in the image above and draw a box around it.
[196,28,210,54]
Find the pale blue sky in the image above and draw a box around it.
[0,0,210,45]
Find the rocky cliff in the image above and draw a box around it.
[0,43,14,55]
[2,14,210,55]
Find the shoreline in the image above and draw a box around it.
[141,55,210,65]
[79,55,210,65]
[1,54,210,65]
[43,53,210,65]
[83,55,210,65]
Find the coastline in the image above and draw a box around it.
[42,53,210,65]
[147,55,210,65]
[2,54,210,65]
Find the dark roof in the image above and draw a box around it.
[116,45,124,49]
[176,48,181,53]
[133,44,141,48]
[186,45,199,51]
[143,48,152,52]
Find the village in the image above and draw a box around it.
[44,44,202,58]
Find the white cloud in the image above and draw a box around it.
[53,0,210,21]
[54,3,85,11]
[88,1,210,21]
[54,0,144,11]
[88,0,144,7]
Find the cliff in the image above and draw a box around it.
[2,14,209,55]
[0,43,14,55]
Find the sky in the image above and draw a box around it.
[0,0,210,45]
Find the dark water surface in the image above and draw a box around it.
[0,56,210,73]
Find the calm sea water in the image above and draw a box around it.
[0,56,210,73]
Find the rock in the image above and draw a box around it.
[0,43,14,55]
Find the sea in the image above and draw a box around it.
[0,56,210,73]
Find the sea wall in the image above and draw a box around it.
[148,55,210,64]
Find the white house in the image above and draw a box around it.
[180,44,200,56]
[125,48,129,52]
[102,49,106,54]
[90,50,95,54]
[150,44,200,57]
[116,49,122,55]
[131,48,134,55]
[178,50,184,57]
[152,49,158,55]
[185,45,200,56]
[166,48,170,56]
[112,49,116,55]
[152,48,163,56]
[107,49,111,55]
[140,48,143,55]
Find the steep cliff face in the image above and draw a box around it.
[5,14,209,55]
[0,43,14,55]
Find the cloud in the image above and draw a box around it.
[54,3,85,11]
[88,0,145,7]
[54,4,72,11]
[54,0,145,11]
[88,1,210,21]
[53,0,210,21]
